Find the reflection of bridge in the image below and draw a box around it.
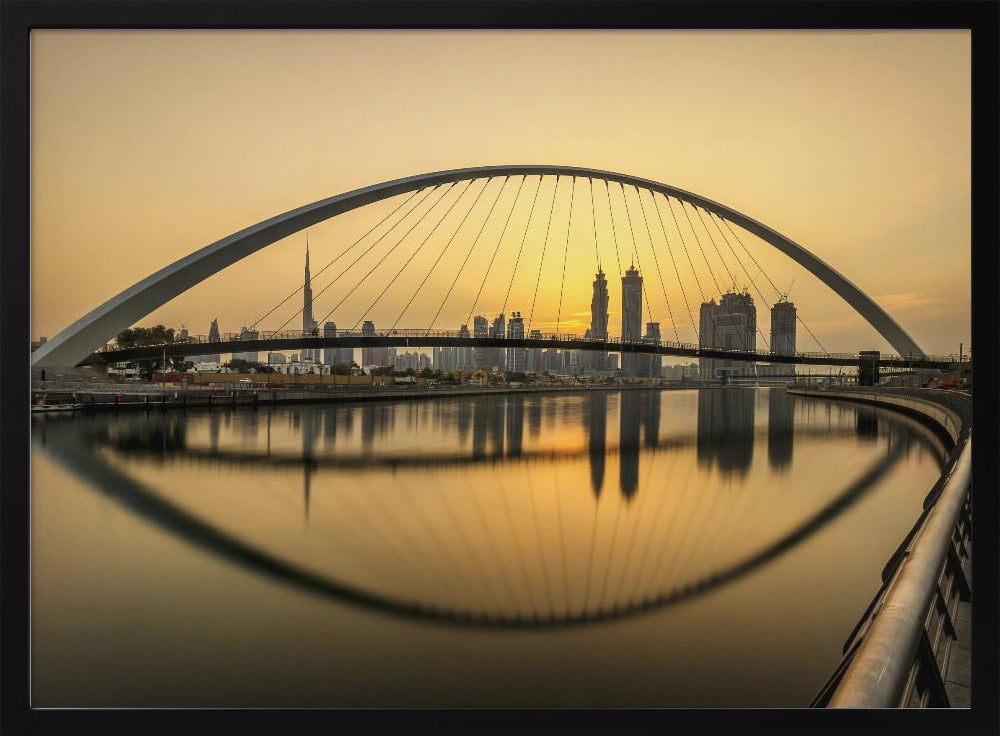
[35,391,920,630]
[87,389,946,497]
[91,329,956,368]
[31,165,947,373]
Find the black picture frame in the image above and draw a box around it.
[2,2,997,734]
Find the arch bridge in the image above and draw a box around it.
[32,165,939,370]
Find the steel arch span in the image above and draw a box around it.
[30,165,926,368]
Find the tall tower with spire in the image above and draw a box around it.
[586,267,609,372]
[302,236,319,362]
[591,267,609,340]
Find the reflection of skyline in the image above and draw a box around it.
[768,388,794,471]
[302,409,319,519]
[507,395,524,457]
[856,407,879,441]
[644,391,660,448]
[91,389,935,510]
[585,392,607,498]
[697,388,756,477]
[619,391,641,501]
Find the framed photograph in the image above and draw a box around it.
[4,2,997,734]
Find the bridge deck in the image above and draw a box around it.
[91,330,960,369]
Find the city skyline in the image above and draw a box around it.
[190,243,795,375]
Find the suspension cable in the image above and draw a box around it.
[589,178,600,269]
[351,180,479,332]
[664,195,706,305]
[424,178,498,334]
[463,177,517,326]
[555,177,576,336]
[527,176,561,335]
[602,179,624,281]
[649,191,698,339]
[307,183,452,331]
[694,206,769,351]
[390,178,486,331]
[678,198,724,298]
[501,176,544,315]
[718,215,783,296]
[635,185,680,343]
[694,205,738,292]
[258,188,425,333]
[714,213,830,356]
[618,182,654,323]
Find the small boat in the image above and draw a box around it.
[31,404,83,413]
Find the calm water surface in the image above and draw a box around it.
[31,387,947,707]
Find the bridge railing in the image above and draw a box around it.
[99,329,968,367]
[800,388,973,708]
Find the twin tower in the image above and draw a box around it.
[586,265,659,377]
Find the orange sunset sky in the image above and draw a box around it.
[30,30,971,358]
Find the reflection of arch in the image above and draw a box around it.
[36,413,911,629]
[88,414,947,472]
[31,165,925,369]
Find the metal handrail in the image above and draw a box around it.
[794,388,973,708]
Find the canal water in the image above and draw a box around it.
[30,387,947,707]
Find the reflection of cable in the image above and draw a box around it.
[525,471,556,618]
[552,468,572,616]
[581,484,601,612]
[635,186,680,343]
[432,470,505,610]
[610,447,659,605]
[499,473,538,615]
[50,408,914,629]
[527,176,560,334]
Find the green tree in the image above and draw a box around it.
[223,358,264,373]
[116,325,175,349]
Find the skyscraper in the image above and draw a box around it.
[526,328,543,373]
[330,321,354,368]
[360,320,390,369]
[588,267,609,372]
[721,291,757,353]
[233,326,259,363]
[202,317,221,364]
[699,300,722,379]
[361,320,375,367]
[699,290,757,379]
[770,299,797,355]
[507,312,526,372]
[323,321,338,366]
[641,321,662,378]
[456,324,473,369]
[302,239,320,363]
[434,345,457,372]
[621,265,643,377]
[473,316,489,371]
[591,267,609,338]
[490,313,507,372]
